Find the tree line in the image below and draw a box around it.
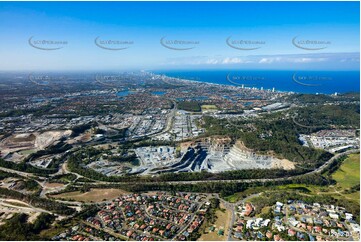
[0,213,55,240]
[0,187,75,215]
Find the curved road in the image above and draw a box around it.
[71,149,359,186]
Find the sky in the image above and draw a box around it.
[0,1,359,71]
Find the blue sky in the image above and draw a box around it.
[0,1,359,71]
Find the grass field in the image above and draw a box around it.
[51,188,129,202]
[332,153,360,189]
[19,149,36,155]
[224,194,241,203]
[201,105,218,111]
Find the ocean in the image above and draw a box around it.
[154,70,360,94]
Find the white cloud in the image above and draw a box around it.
[163,53,359,68]
[222,57,243,64]
[258,57,282,63]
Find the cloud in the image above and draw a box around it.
[163,53,359,68]
[258,57,327,64]
[258,57,282,63]
[222,57,243,64]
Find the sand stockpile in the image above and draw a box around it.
[34,130,71,150]
[271,159,295,170]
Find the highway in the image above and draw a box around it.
[144,149,358,185]
[69,149,359,186]
[1,147,358,213]
[1,149,358,190]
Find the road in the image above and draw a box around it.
[161,149,358,185]
[1,149,358,200]
[222,193,263,241]
[0,141,358,224]
[70,149,359,187]
[283,205,353,241]
[0,198,66,219]
[172,196,208,240]
[148,100,177,138]
[0,166,46,180]
[83,221,129,241]
[3,114,356,187]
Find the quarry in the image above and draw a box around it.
[131,137,295,175]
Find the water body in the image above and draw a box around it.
[32,98,45,102]
[152,91,166,96]
[191,96,209,100]
[117,90,131,97]
[154,70,360,94]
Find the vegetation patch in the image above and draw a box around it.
[332,153,360,189]
[177,101,201,112]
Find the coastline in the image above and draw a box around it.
[151,70,360,95]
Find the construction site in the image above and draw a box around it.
[0,130,72,163]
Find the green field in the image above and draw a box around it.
[19,149,36,155]
[332,153,360,189]
[224,153,360,204]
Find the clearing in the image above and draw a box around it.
[198,202,232,241]
[201,105,218,111]
[51,188,129,202]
